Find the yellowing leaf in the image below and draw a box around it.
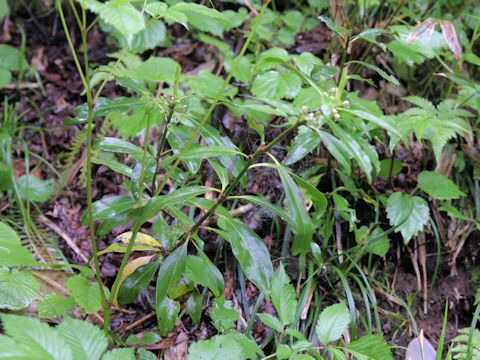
[115,232,161,247]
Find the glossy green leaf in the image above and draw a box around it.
[156,297,179,336]
[130,186,211,223]
[329,121,374,182]
[386,192,429,244]
[186,292,203,325]
[346,109,403,139]
[318,15,350,36]
[418,171,466,200]
[95,137,143,156]
[185,254,224,297]
[72,97,146,123]
[283,126,320,165]
[349,60,399,86]
[316,130,352,175]
[277,164,314,255]
[118,262,160,305]
[0,269,40,310]
[315,303,351,345]
[156,243,187,305]
[216,216,273,294]
[85,195,136,223]
[0,0,9,20]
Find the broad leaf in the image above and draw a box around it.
[0,314,73,360]
[418,171,466,200]
[156,243,187,304]
[271,263,297,325]
[57,317,108,360]
[66,275,109,314]
[277,164,313,255]
[185,254,224,297]
[386,192,430,243]
[38,293,75,318]
[283,126,320,165]
[157,297,179,336]
[0,269,40,310]
[118,258,159,305]
[315,303,351,345]
[17,175,53,202]
[0,222,38,267]
[188,334,242,360]
[210,297,239,332]
[216,216,273,294]
[257,313,283,332]
[252,71,302,100]
[346,334,393,360]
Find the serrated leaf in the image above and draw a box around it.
[257,313,283,332]
[0,269,40,310]
[102,348,135,360]
[386,192,429,244]
[418,171,466,200]
[252,71,302,100]
[98,1,145,38]
[185,254,224,297]
[315,303,351,345]
[170,2,224,20]
[38,293,75,318]
[66,275,109,314]
[57,317,108,360]
[0,222,39,267]
[271,263,297,325]
[210,297,239,332]
[188,333,243,360]
[346,334,393,360]
[132,57,180,83]
[0,314,73,360]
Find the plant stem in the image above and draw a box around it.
[153,0,271,197]
[185,119,305,239]
[108,109,152,308]
[57,0,109,331]
[152,103,175,192]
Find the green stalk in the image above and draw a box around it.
[108,109,152,308]
[153,0,271,197]
[57,0,109,331]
